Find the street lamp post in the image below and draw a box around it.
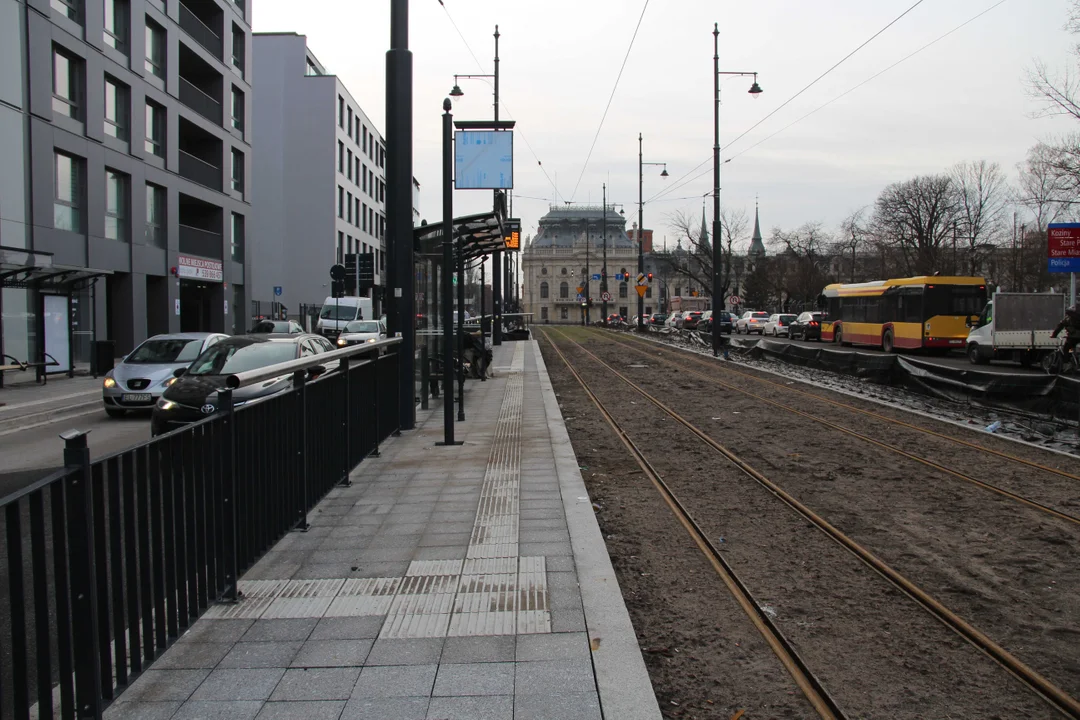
[712,22,762,356]
[601,183,608,323]
[637,133,668,331]
[582,224,590,326]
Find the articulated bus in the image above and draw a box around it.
[820,276,987,353]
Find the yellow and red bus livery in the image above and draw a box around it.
[820,276,987,352]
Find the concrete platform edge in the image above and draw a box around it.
[532,339,663,720]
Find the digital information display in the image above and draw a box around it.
[504,218,521,250]
[455,131,513,190]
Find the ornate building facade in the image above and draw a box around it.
[523,205,645,324]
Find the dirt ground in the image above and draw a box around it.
[538,326,1075,720]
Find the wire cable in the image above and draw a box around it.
[568,0,652,202]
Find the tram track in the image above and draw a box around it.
[542,326,1080,719]
[602,329,1080,527]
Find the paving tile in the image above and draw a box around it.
[307,549,368,564]
[242,619,318,643]
[357,547,416,562]
[291,639,374,667]
[292,563,360,580]
[365,638,444,666]
[154,642,232,669]
[382,522,430,536]
[551,606,587,633]
[432,663,514,697]
[515,658,596,696]
[269,667,362,702]
[514,691,602,720]
[340,696,430,719]
[544,555,576,572]
[117,669,209,703]
[516,632,589,662]
[519,529,571,543]
[518,508,564,521]
[311,616,385,640]
[172,700,263,720]
[412,546,468,561]
[189,668,285,702]
[350,561,411,578]
[441,636,515,664]
[350,665,438,698]
[103,700,181,719]
[518,541,573,557]
[255,700,346,720]
[367,535,421,549]
[219,642,303,669]
[426,695,513,720]
[318,537,376,550]
[177,620,254,644]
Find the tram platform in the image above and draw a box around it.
[104,340,660,720]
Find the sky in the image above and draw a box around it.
[253,0,1080,251]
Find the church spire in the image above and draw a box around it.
[748,196,766,259]
[699,206,710,251]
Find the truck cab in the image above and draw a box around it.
[317,297,373,339]
[965,292,1065,366]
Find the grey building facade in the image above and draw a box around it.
[1,0,251,372]
[251,33,387,316]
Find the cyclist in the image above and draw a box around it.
[1051,304,1080,365]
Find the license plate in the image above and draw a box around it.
[122,393,153,403]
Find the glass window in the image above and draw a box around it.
[54,152,83,232]
[619,282,627,299]
[231,148,244,192]
[231,86,244,131]
[347,107,353,136]
[337,186,343,218]
[362,203,367,233]
[52,48,80,119]
[559,282,569,299]
[347,192,353,223]
[104,0,129,52]
[338,96,344,127]
[51,0,80,22]
[231,23,245,74]
[105,169,128,241]
[144,19,164,78]
[561,308,568,320]
[540,282,549,299]
[338,141,344,173]
[104,77,128,140]
[231,213,245,262]
[127,338,203,363]
[305,58,320,76]
[144,100,164,156]
[187,341,298,376]
[355,199,360,228]
[362,165,367,194]
[347,150,353,180]
[145,183,165,247]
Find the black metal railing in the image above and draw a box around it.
[178,224,223,259]
[178,2,222,59]
[178,77,223,125]
[178,150,222,191]
[0,340,401,719]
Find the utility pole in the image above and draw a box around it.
[601,183,608,323]
[638,133,644,330]
[491,26,503,346]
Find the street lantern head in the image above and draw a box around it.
[748,75,763,97]
[660,165,669,178]
[449,84,464,98]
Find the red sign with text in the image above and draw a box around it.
[1048,223,1080,273]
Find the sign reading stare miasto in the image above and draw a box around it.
[178,254,224,282]
[1047,223,1080,273]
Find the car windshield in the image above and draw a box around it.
[319,304,358,321]
[251,320,290,333]
[126,338,204,364]
[752,313,770,319]
[780,315,797,323]
[187,342,297,377]
[344,321,381,333]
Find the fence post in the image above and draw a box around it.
[339,356,352,486]
[370,351,381,458]
[61,430,103,720]
[218,389,240,603]
[420,344,429,410]
[293,369,310,531]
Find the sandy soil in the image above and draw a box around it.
[539,326,1072,719]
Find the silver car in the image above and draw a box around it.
[336,320,387,351]
[102,333,228,417]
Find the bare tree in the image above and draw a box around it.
[1017,143,1073,227]
[949,160,1009,275]
[837,207,868,282]
[870,174,958,276]
[768,222,832,308]
[664,206,748,307]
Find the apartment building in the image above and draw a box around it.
[251,32,388,316]
[0,0,252,371]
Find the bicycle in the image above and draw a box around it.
[1041,342,1079,375]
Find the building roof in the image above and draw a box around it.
[530,205,634,249]
[748,202,766,258]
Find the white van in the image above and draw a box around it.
[317,296,373,339]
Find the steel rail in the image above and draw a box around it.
[542,333,846,720]
[548,328,1080,719]
[616,330,1080,482]
[603,331,1080,527]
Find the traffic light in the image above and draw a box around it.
[647,273,653,281]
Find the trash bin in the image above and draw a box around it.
[92,340,116,376]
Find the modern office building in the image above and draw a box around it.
[0,0,252,374]
[251,32,388,317]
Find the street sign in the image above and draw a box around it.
[591,273,601,281]
[503,218,521,250]
[576,294,585,302]
[635,285,647,298]
[330,264,346,281]
[728,295,741,306]
[601,291,612,302]
[576,286,584,294]
[636,273,648,286]
[274,286,283,297]
[1048,223,1080,272]
[344,254,358,295]
[358,252,375,291]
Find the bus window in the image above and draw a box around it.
[925,285,986,317]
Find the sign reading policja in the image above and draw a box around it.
[1048,223,1080,273]
[178,254,224,282]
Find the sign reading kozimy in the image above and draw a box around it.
[1048,223,1080,273]
[177,255,223,282]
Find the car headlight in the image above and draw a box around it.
[156,398,176,411]
[337,337,347,346]
[367,337,377,343]
[164,376,179,388]
[103,377,117,389]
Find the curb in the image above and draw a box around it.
[533,339,664,720]
[0,400,101,434]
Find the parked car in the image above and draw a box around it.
[714,311,735,334]
[666,312,684,329]
[250,319,305,334]
[680,310,705,330]
[606,314,626,325]
[649,313,669,327]
[150,334,337,436]
[336,319,387,347]
[103,333,229,417]
[736,311,771,334]
[789,311,828,341]
[764,314,798,337]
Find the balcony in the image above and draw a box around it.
[179,224,223,259]
[179,1,223,60]
[179,150,222,191]
[179,77,222,125]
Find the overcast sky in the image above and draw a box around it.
[254,0,1078,249]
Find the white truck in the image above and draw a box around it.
[965,292,1065,366]
[316,296,374,339]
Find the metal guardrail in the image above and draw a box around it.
[0,339,402,719]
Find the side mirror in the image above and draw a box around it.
[173,367,187,378]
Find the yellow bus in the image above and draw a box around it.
[820,276,987,352]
